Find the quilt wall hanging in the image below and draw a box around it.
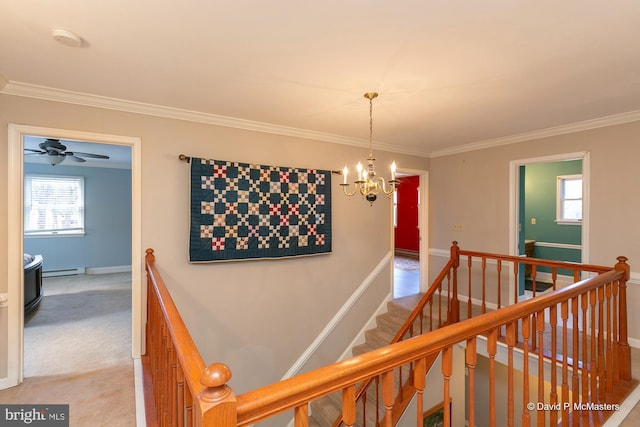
[189,157,332,262]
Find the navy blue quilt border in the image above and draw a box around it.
[189,158,332,262]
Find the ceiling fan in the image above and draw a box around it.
[24,139,110,166]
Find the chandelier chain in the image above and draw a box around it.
[340,91,398,205]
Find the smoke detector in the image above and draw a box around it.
[52,29,82,47]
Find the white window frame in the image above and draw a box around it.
[24,174,85,237]
[556,174,582,224]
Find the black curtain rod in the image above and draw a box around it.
[178,154,342,174]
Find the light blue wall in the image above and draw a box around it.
[23,163,132,272]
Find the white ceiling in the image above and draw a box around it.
[2,1,640,157]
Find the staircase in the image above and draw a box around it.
[309,294,431,426]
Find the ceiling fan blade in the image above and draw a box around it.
[24,148,46,154]
[68,151,110,159]
[66,154,86,162]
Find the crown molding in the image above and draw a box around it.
[5,80,639,160]
[1,80,429,157]
[431,110,640,158]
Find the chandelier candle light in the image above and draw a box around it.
[340,92,399,205]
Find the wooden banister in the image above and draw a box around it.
[144,249,237,426]
[235,268,625,425]
[143,245,633,427]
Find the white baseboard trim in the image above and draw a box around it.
[281,251,393,381]
[85,265,132,275]
[603,384,640,427]
[133,358,147,427]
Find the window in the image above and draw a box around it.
[557,174,582,224]
[24,175,85,236]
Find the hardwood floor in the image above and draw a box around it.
[394,255,420,298]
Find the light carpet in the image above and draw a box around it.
[0,272,136,426]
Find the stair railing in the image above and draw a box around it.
[144,245,632,427]
[144,249,238,426]
[332,241,632,426]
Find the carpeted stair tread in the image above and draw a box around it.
[311,293,438,426]
[365,328,396,349]
[309,391,342,426]
[375,311,411,336]
[352,342,376,356]
[388,293,424,313]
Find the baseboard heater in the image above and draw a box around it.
[43,267,86,278]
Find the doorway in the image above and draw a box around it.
[22,136,132,378]
[392,171,429,299]
[3,124,142,389]
[509,151,590,304]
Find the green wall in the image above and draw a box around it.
[523,160,582,269]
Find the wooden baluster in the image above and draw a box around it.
[561,301,570,427]
[185,383,193,427]
[341,385,355,427]
[589,289,597,403]
[571,297,579,421]
[375,376,380,425]
[549,305,558,426]
[506,323,516,427]
[177,364,186,427]
[467,337,477,427]
[451,241,460,322]
[488,329,497,427]
[597,285,605,402]
[605,281,613,398]
[442,346,453,427]
[513,259,519,304]
[581,292,589,408]
[536,310,545,427]
[429,295,434,331]
[612,278,620,385]
[468,255,473,319]
[481,258,487,314]
[161,322,168,424]
[294,405,309,427]
[169,337,177,427]
[522,316,531,427]
[615,256,631,381]
[195,363,237,427]
[382,371,394,427]
[497,259,502,309]
[361,387,367,427]
[414,357,426,427]
[531,265,537,298]
[531,305,537,353]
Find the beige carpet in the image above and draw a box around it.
[0,272,136,426]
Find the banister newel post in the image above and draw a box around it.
[145,248,155,263]
[615,256,631,381]
[450,241,460,322]
[195,363,237,427]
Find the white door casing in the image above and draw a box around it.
[2,124,143,389]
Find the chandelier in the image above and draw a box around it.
[340,92,398,205]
